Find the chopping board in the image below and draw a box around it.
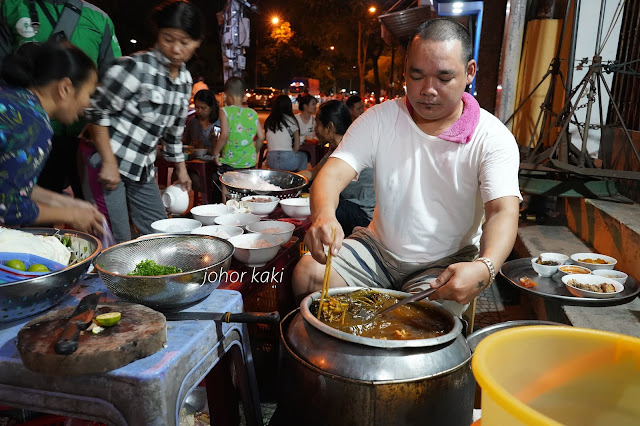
[17,302,166,376]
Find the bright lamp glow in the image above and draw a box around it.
[130,39,137,44]
[452,8,463,14]
[271,16,280,24]
[368,6,376,13]
[453,2,464,7]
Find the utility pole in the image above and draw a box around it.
[221,0,256,82]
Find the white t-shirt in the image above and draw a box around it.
[295,113,315,139]
[331,97,522,262]
[266,115,298,151]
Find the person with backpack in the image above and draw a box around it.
[0,0,122,213]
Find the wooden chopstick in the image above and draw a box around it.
[317,227,336,319]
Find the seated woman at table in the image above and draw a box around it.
[183,89,220,152]
[295,94,317,142]
[86,0,203,242]
[0,41,105,236]
[265,95,308,172]
[299,100,375,236]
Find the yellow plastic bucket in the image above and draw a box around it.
[472,326,640,425]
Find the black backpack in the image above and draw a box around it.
[0,0,82,66]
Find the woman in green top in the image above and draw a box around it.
[213,77,265,169]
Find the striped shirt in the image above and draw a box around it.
[85,48,191,181]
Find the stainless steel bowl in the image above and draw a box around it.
[220,169,308,202]
[0,228,101,323]
[93,235,234,311]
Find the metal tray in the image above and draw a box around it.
[499,258,640,307]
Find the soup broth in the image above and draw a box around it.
[310,289,453,340]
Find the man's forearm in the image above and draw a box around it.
[310,176,341,220]
[478,197,520,270]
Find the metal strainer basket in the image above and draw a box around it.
[0,228,101,323]
[93,235,234,311]
[219,169,308,202]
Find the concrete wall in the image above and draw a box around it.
[565,197,640,280]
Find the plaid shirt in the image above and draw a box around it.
[85,48,191,181]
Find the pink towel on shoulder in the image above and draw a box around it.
[437,92,480,144]
[405,92,480,144]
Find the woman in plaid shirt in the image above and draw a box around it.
[85,0,202,242]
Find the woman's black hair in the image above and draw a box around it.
[193,89,219,123]
[317,100,352,136]
[1,41,96,89]
[152,0,204,40]
[298,94,317,112]
[264,94,296,134]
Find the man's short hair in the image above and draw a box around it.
[410,18,473,63]
[346,95,362,109]
[224,77,245,96]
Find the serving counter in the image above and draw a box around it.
[0,277,262,425]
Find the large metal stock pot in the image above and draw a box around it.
[277,288,475,426]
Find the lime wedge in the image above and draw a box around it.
[96,312,122,327]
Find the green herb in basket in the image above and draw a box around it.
[128,260,182,276]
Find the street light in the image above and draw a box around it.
[255,16,281,88]
[357,5,378,97]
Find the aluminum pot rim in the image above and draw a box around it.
[93,234,234,278]
[281,309,472,383]
[300,287,463,348]
[220,169,308,194]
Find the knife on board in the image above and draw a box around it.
[54,292,101,355]
[163,311,280,324]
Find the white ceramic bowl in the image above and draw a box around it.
[562,274,624,298]
[241,195,280,216]
[280,197,311,219]
[591,269,628,284]
[151,218,202,234]
[538,252,569,265]
[227,233,282,267]
[214,213,260,230]
[530,258,559,277]
[558,265,592,276]
[570,252,617,270]
[246,220,295,246]
[162,185,190,214]
[191,225,243,239]
[190,204,233,225]
[191,148,208,159]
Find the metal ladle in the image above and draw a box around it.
[375,286,438,317]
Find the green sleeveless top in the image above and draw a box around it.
[221,106,259,168]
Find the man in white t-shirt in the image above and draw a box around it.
[292,19,521,316]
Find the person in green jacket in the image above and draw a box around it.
[0,0,122,199]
